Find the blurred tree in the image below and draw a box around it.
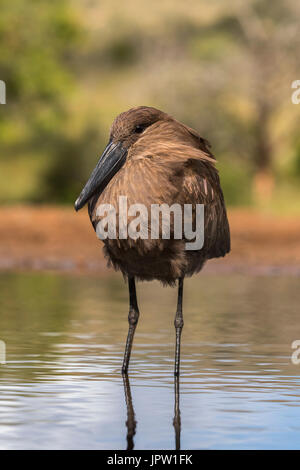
[39,123,102,203]
[227,0,300,202]
[139,0,300,205]
[0,0,85,203]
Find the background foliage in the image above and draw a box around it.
[0,0,299,210]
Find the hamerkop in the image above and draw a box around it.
[75,106,230,375]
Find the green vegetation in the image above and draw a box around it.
[0,0,299,211]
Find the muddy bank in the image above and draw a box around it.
[0,206,299,275]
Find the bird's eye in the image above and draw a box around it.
[134,125,146,134]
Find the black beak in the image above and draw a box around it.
[74,141,127,211]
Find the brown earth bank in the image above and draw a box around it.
[0,205,299,276]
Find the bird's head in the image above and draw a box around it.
[110,106,166,148]
[74,106,166,211]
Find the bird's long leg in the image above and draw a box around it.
[174,277,184,376]
[122,276,139,374]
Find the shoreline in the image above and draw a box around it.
[1,205,300,276]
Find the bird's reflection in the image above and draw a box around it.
[122,373,137,450]
[122,373,181,450]
[173,375,181,450]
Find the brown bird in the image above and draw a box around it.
[75,106,230,376]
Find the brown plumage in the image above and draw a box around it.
[75,106,230,375]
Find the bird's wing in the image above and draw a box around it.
[128,142,230,257]
[178,158,231,258]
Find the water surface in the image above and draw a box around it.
[0,272,299,449]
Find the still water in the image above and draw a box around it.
[0,271,299,449]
